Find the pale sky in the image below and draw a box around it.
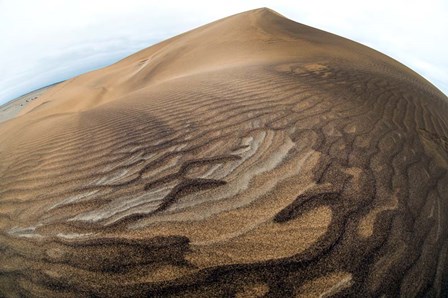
[0,0,447,104]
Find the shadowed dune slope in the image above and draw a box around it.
[1,8,448,297]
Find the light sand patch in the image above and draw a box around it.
[236,283,269,298]
[358,189,399,238]
[48,190,99,211]
[141,155,181,179]
[187,205,331,267]
[71,183,176,223]
[322,121,341,137]
[274,62,329,75]
[297,272,353,297]
[344,123,357,134]
[137,265,191,283]
[95,169,129,185]
[56,232,94,239]
[8,226,42,239]
[304,63,329,72]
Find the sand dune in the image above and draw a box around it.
[1,8,448,297]
[0,83,59,124]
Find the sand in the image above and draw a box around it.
[0,83,59,124]
[0,8,447,297]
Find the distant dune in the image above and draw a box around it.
[1,8,447,297]
[0,82,60,124]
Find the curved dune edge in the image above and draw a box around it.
[1,7,448,297]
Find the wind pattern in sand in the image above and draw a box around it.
[0,8,448,297]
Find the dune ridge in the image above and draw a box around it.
[1,8,448,297]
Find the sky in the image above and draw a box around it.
[0,0,447,105]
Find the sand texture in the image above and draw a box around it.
[1,8,448,297]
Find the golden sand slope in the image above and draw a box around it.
[1,8,448,297]
[0,83,58,124]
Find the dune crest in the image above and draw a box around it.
[1,8,448,297]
